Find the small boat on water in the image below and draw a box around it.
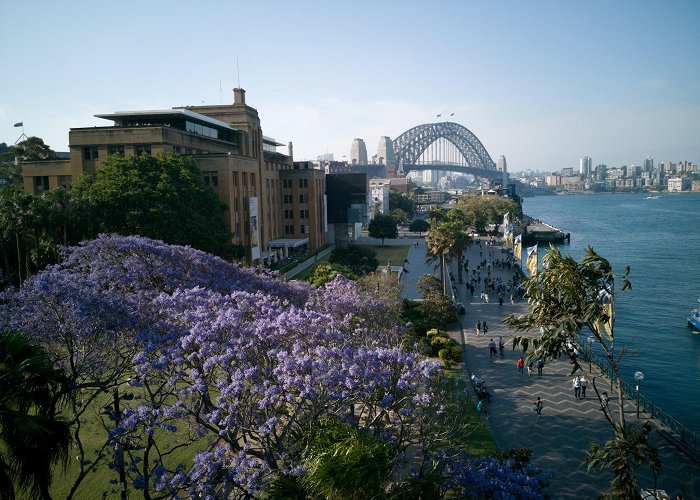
[689,298,700,332]
[645,195,661,199]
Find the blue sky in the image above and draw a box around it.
[2,0,698,172]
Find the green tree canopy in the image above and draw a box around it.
[389,208,410,225]
[389,190,414,218]
[11,137,56,161]
[73,153,234,258]
[408,218,430,236]
[453,194,519,233]
[329,244,379,275]
[367,214,398,245]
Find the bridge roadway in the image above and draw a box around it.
[390,234,700,499]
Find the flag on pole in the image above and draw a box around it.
[503,212,510,227]
[514,234,522,261]
[504,225,513,248]
[14,122,23,127]
[436,114,442,118]
[596,290,614,340]
[526,244,538,277]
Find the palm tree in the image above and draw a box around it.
[425,223,452,294]
[0,331,71,500]
[425,222,472,292]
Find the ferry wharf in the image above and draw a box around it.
[399,235,700,499]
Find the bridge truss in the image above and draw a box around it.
[393,122,499,178]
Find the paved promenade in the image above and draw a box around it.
[399,235,700,499]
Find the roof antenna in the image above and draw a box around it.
[236,57,241,88]
[219,79,222,104]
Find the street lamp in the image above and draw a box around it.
[634,371,645,419]
[587,336,595,373]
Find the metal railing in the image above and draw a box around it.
[577,340,700,452]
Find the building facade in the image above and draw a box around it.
[21,88,326,263]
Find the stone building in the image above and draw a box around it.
[21,88,326,263]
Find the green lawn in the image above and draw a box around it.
[292,244,411,282]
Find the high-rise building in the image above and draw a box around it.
[579,156,592,177]
[350,138,368,164]
[643,156,654,173]
[376,136,395,167]
[497,155,508,188]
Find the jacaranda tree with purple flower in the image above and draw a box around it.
[0,235,550,498]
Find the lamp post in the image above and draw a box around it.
[634,371,645,419]
[587,336,594,373]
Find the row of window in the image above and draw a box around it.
[282,179,309,189]
[283,210,310,219]
[185,121,218,139]
[83,144,151,159]
[284,225,309,235]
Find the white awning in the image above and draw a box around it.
[268,238,309,249]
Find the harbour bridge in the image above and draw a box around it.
[393,122,505,180]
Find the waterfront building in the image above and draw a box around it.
[21,88,326,263]
[667,176,690,192]
[644,156,654,173]
[350,138,368,164]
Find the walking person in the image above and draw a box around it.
[476,320,481,335]
[601,391,610,412]
[533,397,543,417]
[527,360,533,376]
[517,356,524,374]
[482,321,488,335]
[572,376,581,399]
[498,337,505,357]
[488,338,497,358]
[579,375,588,399]
[537,358,544,375]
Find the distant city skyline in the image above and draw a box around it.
[1,1,698,172]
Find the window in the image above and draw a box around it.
[283,194,293,204]
[299,225,306,234]
[58,175,71,190]
[283,179,292,189]
[299,194,307,203]
[202,171,218,187]
[298,179,308,188]
[107,145,125,156]
[242,172,248,187]
[299,209,309,219]
[34,176,49,193]
[285,225,294,235]
[135,144,151,156]
[83,146,98,160]
[250,173,256,186]
[284,210,293,219]
[232,172,238,186]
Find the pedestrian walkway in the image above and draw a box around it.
[407,236,700,499]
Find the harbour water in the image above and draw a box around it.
[522,192,700,434]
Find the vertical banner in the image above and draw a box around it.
[526,244,538,277]
[514,234,522,261]
[249,197,261,261]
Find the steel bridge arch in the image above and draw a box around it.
[393,122,497,173]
